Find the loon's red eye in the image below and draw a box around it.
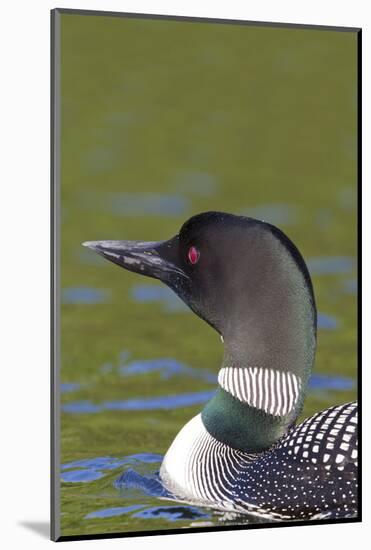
[188,246,200,265]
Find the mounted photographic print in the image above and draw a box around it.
[51,8,361,541]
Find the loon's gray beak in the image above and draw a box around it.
[82,238,188,282]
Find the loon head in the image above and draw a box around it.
[83,211,316,350]
[84,211,317,450]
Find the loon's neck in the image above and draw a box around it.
[202,284,316,453]
[202,358,310,453]
[202,385,292,453]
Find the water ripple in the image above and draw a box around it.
[62,287,111,305]
[61,453,164,485]
[119,357,217,383]
[309,374,354,391]
[85,505,144,519]
[307,256,355,275]
[317,313,339,330]
[61,382,81,394]
[68,452,212,523]
[131,284,189,312]
[61,469,104,483]
[115,468,169,498]
[62,373,355,414]
[133,506,210,521]
[62,391,216,414]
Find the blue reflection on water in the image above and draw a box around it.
[113,457,210,521]
[307,256,355,275]
[85,505,144,519]
[62,371,355,415]
[68,450,212,522]
[133,506,210,521]
[131,284,189,312]
[309,374,355,391]
[61,469,104,483]
[119,357,217,383]
[84,503,209,521]
[106,192,190,217]
[117,356,354,391]
[317,313,339,330]
[101,391,215,411]
[62,391,216,414]
[63,401,102,414]
[61,382,81,394]
[62,287,111,304]
[240,204,297,226]
[343,279,357,294]
[61,453,164,486]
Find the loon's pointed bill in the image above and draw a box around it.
[82,238,188,282]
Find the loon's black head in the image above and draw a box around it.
[84,211,315,326]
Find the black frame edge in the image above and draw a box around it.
[356,28,362,523]
[56,517,360,542]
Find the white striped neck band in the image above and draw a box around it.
[218,366,301,417]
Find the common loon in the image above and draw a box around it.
[83,211,358,521]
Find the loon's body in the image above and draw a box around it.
[84,211,358,520]
[161,403,357,520]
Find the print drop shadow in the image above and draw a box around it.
[19,521,49,539]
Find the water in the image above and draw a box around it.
[317,313,339,330]
[106,192,190,217]
[61,382,81,394]
[62,359,355,413]
[130,285,189,312]
[307,257,355,275]
[62,453,212,525]
[239,204,297,226]
[62,287,111,304]
[173,171,218,197]
[59,14,357,538]
[61,452,264,527]
[343,279,357,294]
[119,357,217,382]
[62,391,216,413]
